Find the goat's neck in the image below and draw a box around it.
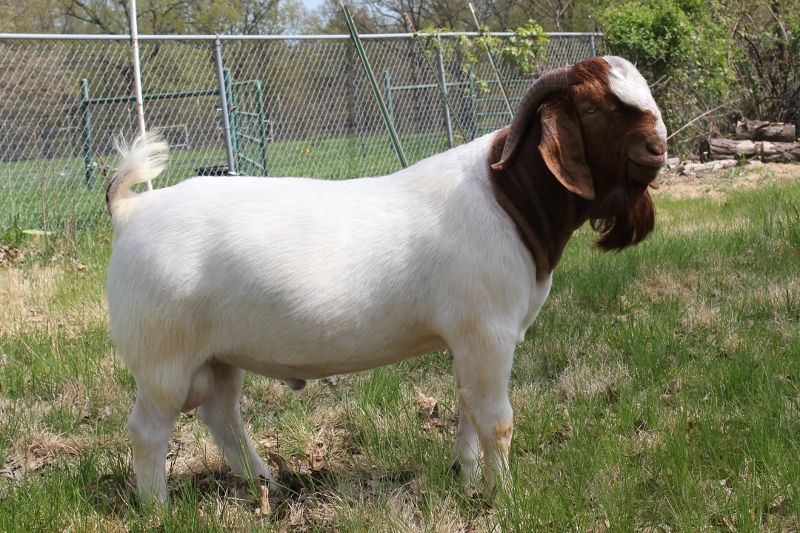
[488,127,590,281]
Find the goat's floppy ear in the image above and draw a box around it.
[538,100,595,200]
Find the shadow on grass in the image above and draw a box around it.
[82,451,425,522]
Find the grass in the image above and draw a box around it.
[0,168,799,531]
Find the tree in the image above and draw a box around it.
[0,0,68,32]
[312,0,604,33]
[0,0,315,35]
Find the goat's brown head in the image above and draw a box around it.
[491,56,667,255]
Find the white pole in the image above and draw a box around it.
[128,0,152,190]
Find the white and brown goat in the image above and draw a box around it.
[106,55,667,504]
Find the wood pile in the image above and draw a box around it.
[705,119,799,163]
[735,119,795,142]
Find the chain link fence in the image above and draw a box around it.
[0,32,602,233]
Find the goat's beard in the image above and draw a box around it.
[590,181,655,251]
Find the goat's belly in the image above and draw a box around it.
[216,332,446,380]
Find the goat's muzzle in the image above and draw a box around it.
[627,133,668,182]
[626,135,666,184]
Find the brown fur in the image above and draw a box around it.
[488,57,660,279]
[489,127,583,281]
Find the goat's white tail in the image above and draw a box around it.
[106,131,169,219]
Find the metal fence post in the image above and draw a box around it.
[341,4,408,168]
[468,2,513,119]
[468,67,478,140]
[590,34,597,56]
[435,41,454,148]
[223,68,240,158]
[382,70,395,128]
[213,37,238,175]
[253,79,269,176]
[79,78,94,188]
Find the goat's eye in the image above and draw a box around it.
[584,105,597,114]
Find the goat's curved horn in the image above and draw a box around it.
[491,65,572,171]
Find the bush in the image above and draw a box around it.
[601,0,736,155]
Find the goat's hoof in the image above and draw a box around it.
[451,461,461,475]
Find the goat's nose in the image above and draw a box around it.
[646,139,668,156]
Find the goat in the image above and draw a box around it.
[106,55,667,504]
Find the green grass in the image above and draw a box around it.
[0,174,798,531]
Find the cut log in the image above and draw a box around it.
[707,139,758,159]
[735,119,795,142]
[761,141,800,163]
[707,138,800,163]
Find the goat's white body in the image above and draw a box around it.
[109,133,551,503]
[109,134,550,385]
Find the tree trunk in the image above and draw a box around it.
[707,138,800,163]
[735,119,796,142]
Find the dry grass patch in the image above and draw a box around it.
[555,359,631,402]
[0,265,61,337]
[654,163,800,200]
[1,430,91,480]
[636,271,700,304]
[0,261,107,338]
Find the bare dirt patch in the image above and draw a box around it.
[654,163,800,200]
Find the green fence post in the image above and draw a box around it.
[341,3,408,168]
[382,70,395,130]
[253,79,269,176]
[79,78,94,188]
[467,2,513,120]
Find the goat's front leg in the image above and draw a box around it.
[452,331,515,495]
[452,390,481,486]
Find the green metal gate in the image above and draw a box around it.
[79,69,271,185]
[226,74,270,177]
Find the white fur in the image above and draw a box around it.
[110,131,168,205]
[108,132,552,503]
[604,55,668,140]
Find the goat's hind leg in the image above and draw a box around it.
[197,362,275,487]
[128,382,183,505]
